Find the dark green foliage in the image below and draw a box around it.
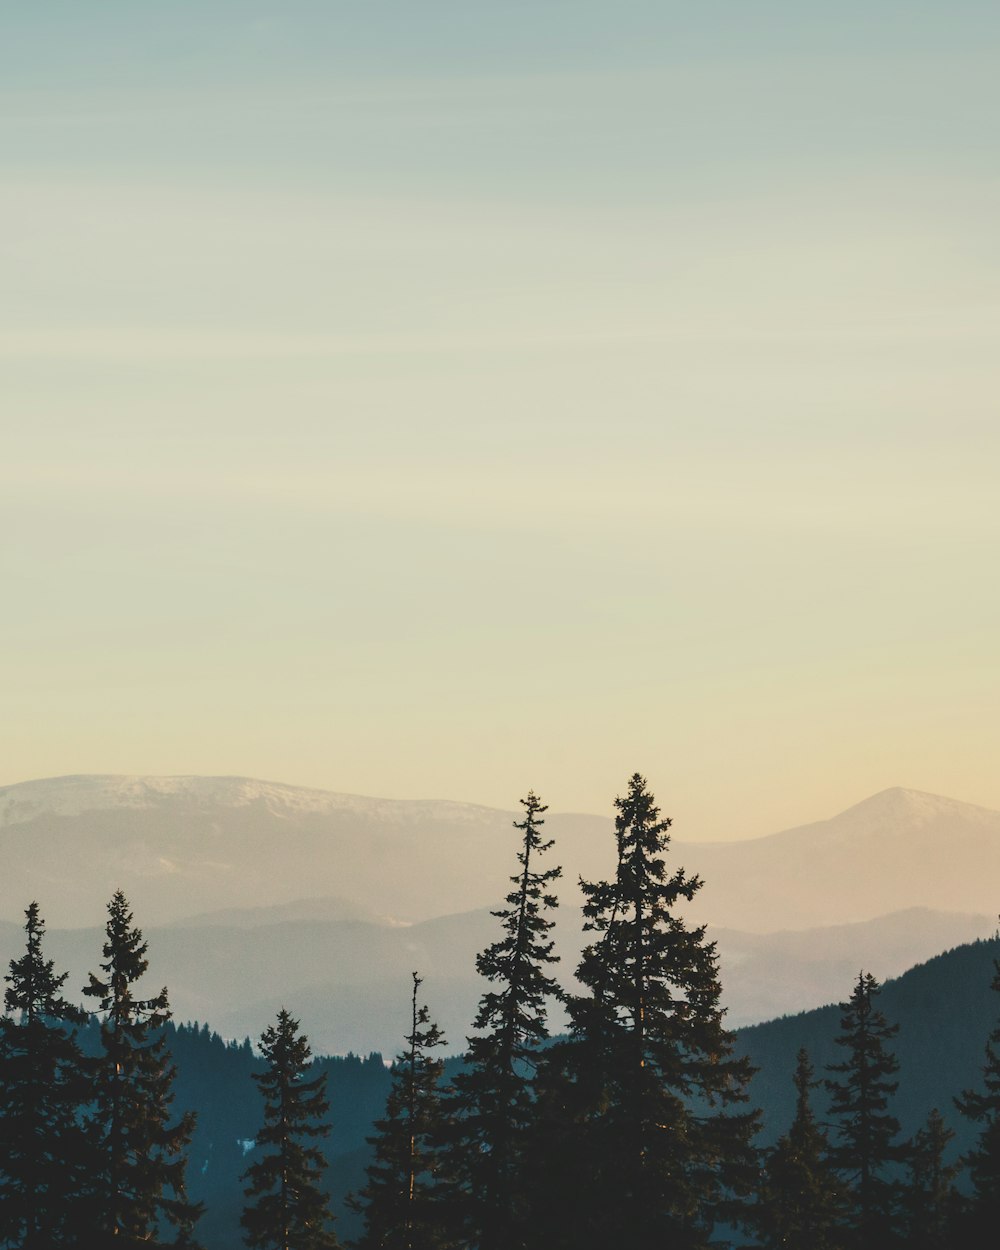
[825,971,902,1250]
[900,1108,960,1250]
[531,774,758,1250]
[242,1009,340,1250]
[0,902,90,1249]
[449,790,561,1250]
[5,852,1000,1250]
[737,938,1000,1154]
[81,890,202,1248]
[78,1020,392,1250]
[352,973,452,1249]
[954,950,1000,1246]
[754,1048,845,1250]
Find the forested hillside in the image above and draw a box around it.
[2,780,997,1247]
[738,936,1000,1151]
[129,935,999,1247]
[76,1020,392,1248]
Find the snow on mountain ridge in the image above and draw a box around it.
[3,774,998,933]
[6,776,994,838]
[0,774,513,828]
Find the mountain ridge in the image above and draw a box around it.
[2,774,998,936]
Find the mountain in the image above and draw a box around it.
[3,775,999,1049]
[677,786,1000,931]
[0,906,500,1057]
[3,776,999,937]
[738,934,1000,1149]
[0,774,610,928]
[171,896,398,929]
[1,899,992,1055]
[714,905,997,1025]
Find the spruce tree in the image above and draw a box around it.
[901,1108,959,1250]
[241,1008,340,1250]
[753,1048,844,1250]
[531,773,758,1250]
[0,902,90,1249]
[825,970,902,1250]
[449,790,561,1250]
[352,973,452,1250]
[81,889,202,1248]
[954,945,1000,1247]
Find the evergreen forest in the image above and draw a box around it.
[1,775,999,1249]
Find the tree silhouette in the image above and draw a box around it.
[449,790,562,1250]
[0,902,90,1249]
[530,773,758,1250]
[241,1009,339,1250]
[352,973,452,1249]
[81,890,202,1248]
[825,970,902,1250]
[954,945,1000,1247]
[753,1048,845,1249]
[901,1108,959,1250]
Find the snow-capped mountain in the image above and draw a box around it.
[2,775,998,934]
[0,774,610,928]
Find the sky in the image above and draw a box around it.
[3,2,1000,839]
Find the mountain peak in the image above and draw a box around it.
[834,785,997,830]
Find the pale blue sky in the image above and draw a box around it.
[3,2,999,836]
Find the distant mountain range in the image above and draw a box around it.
[3,775,999,930]
[0,774,609,927]
[1,774,998,1051]
[0,901,991,1055]
[681,786,1000,931]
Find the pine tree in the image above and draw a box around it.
[0,902,90,1249]
[81,889,202,1248]
[900,1108,959,1250]
[352,973,452,1250]
[753,1048,845,1250]
[530,773,758,1250]
[825,970,902,1250]
[954,945,1000,1247]
[449,790,561,1250]
[241,1008,340,1250]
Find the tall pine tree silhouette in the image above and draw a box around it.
[450,790,561,1250]
[825,970,902,1250]
[0,902,90,1249]
[82,889,202,1248]
[753,1048,844,1250]
[954,941,1000,1247]
[901,1108,959,1250]
[531,773,758,1250]
[241,1008,340,1250]
[352,973,452,1250]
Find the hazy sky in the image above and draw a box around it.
[4,2,999,838]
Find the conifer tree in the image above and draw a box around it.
[352,973,452,1250]
[954,945,1000,1246]
[753,1048,844,1250]
[825,970,902,1250]
[0,902,90,1249]
[901,1108,959,1250]
[241,1009,340,1250]
[531,773,758,1250]
[81,889,202,1248]
[449,790,561,1250]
